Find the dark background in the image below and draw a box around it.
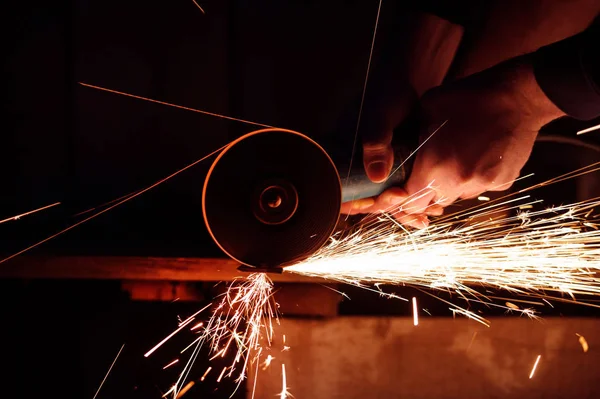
[2,1,600,398]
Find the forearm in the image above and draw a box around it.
[402,13,464,97]
[452,0,600,78]
[364,10,463,132]
[533,15,600,121]
[376,9,463,96]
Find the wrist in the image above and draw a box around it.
[497,56,566,129]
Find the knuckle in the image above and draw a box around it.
[473,162,505,186]
[363,141,392,154]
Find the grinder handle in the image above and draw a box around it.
[327,107,420,204]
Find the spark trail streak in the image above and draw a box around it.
[152,273,279,398]
[79,83,273,128]
[412,297,418,326]
[199,273,277,385]
[286,190,600,325]
[0,202,61,225]
[92,343,125,399]
[529,355,541,379]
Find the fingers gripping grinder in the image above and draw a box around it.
[202,128,411,272]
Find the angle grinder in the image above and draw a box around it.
[202,128,414,272]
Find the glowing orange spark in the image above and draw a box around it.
[92,344,125,399]
[279,364,290,399]
[0,145,227,265]
[180,303,212,326]
[72,190,142,218]
[145,317,195,358]
[191,0,205,13]
[190,322,204,331]
[0,202,61,225]
[262,355,275,370]
[163,359,179,370]
[200,367,212,381]
[208,348,226,361]
[175,381,194,398]
[576,333,589,353]
[344,0,384,198]
[577,123,600,135]
[466,331,478,352]
[162,385,176,398]
[412,297,419,326]
[163,273,277,397]
[529,355,541,379]
[79,82,272,128]
[288,192,600,326]
[216,367,227,383]
[180,336,201,354]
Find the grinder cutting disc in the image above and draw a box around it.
[202,128,341,268]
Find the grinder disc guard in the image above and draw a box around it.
[203,128,341,268]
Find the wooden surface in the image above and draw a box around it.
[251,317,600,399]
[0,256,323,283]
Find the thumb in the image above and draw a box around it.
[363,141,394,183]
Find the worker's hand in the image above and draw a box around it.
[339,81,422,224]
[342,57,565,227]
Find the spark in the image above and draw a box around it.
[412,297,419,326]
[576,333,589,353]
[163,359,179,370]
[287,186,600,325]
[344,0,383,193]
[175,381,195,398]
[92,343,125,399]
[158,273,277,398]
[79,82,272,128]
[199,273,276,384]
[529,355,541,379]
[261,355,275,370]
[0,202,61,225]
[387,120,448,182]
[0,144,227,265]
[191,0,205,14]
[216,367,227,383]
[145,317,195,358]
[71,189,142,217]
[200,367,212,381]
[162,386,176,398]
[279,364,292,399]
[190,322,204,331]
[180,303,212,326]
[466,331,478,352]
[577,123,600,135]
[320,284,351,300]
[180,336,202,354]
